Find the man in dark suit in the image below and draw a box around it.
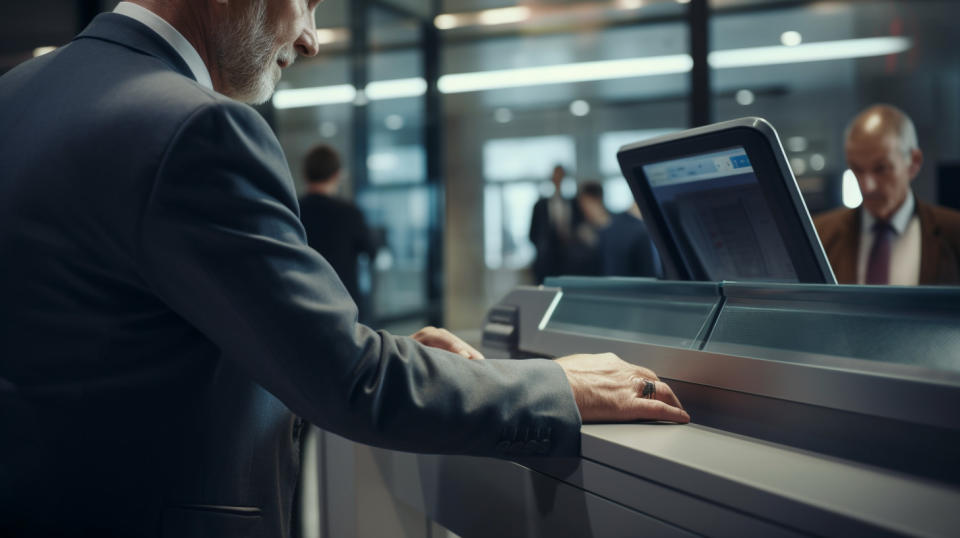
[815,105,960,285]
[0,1,688,537]
[298,144,375,314]
[599,204,662,278]
[529,165,581,283]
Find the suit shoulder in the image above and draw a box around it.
[813,207,855,236]
[924,203,960,240]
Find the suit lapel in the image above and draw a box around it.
[830,209,861,284]
[73,13,197,82]
[916,200,942,285]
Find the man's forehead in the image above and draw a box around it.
[846,134,899,158]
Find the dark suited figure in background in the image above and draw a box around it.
[529,165,581,283]
[600,203,662,278]
[566,181,609,276]
[815,104,960,285]
[298,144,375,317]
[0,1,688,536]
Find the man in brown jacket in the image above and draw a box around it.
[815,105,960,285]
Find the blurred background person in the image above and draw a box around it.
[599,203,662,278]
[815,105,960,285]
[529,164,580,283]
[299,144,377,317]
[567,181,610,276]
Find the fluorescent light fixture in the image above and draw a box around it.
[617,0,645,9]
[315,29,338,44]
[438,54,693,94]
[477,6,531,26]
[842,169,863,209]
[33,46,56,57]
[709,36,912,69]
[434,14,459,29]
[272,84,356,109]
[365,77,427,100]
[275,36,912,104]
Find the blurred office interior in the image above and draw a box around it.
[5,0,959,335]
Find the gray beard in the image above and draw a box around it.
[213,0,278,104]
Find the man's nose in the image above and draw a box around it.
[295,17,319,57]
[859,174,878,194]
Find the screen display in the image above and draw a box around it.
[642,146,799,281]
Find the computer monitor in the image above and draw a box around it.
[617,117,836,283]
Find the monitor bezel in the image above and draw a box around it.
[616,117,837,284]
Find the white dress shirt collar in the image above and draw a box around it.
[861,189,916,236]
[113,2,213,91]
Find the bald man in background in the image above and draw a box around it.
[815,105,960,285]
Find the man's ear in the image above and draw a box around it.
[908,148,924,182]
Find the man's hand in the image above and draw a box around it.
[556,353,690,423]
[411,326,485,360]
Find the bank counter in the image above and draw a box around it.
[302,277,960,538]
[301,120,960,537]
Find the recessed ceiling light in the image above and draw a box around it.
[786,136,808,153]
[790,157,808,176]
[781,31,803,47]
[385,114,404,130]
[569,100,591,117]
[494,108,513,123]
[810,153,826,171]
[320,121,338,137]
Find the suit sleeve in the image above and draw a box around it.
[530,200,543,245]
[137,102,581,457]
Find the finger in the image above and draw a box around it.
[652,380,684,410]
[635,400,690,424]
[636,367,659,381]
[410,326,437,340]
[412,328,485,360]
[440,329,485,360]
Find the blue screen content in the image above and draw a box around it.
[642,147,799,281]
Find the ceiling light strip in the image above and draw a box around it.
[708,36,912,69]
[438,54,693,94]
[365,77,428,100]
[272,37,912,108]
[272,84,357,109]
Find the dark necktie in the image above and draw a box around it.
[865,220,894,285]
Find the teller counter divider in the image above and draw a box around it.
[301,277,960,538]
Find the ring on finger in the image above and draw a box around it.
[640,378,656,399]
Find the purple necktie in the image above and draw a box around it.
[865,220,894,285]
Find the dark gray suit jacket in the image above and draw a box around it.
[0,14,580,537]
